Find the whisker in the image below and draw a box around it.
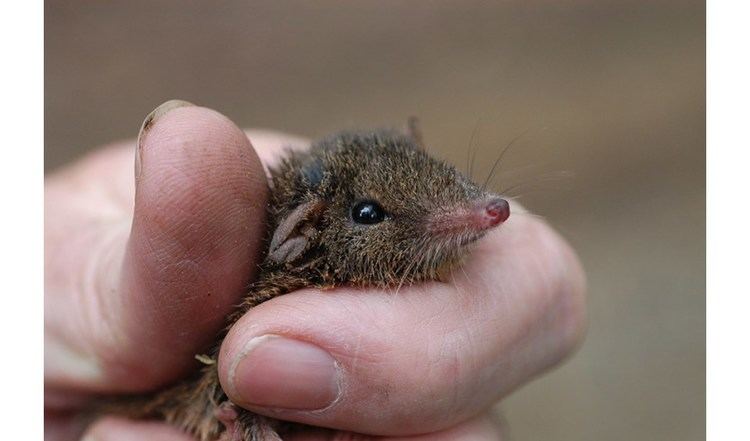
[394,236,427,296]
[466,118,482,180]
[459,262,471,286]
[481,128,532,191]
[497,170,575,196]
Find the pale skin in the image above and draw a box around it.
[44,104,587,440]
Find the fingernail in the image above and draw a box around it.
[135,99,194,178]
[230,335,341,410]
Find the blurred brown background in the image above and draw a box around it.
[45,1,705,440]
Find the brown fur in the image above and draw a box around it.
[101,125,506,440]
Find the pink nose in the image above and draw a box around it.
[482,197,510,227]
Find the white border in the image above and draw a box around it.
[0,1,733,439]
[0,0,44,437]
[707,1,750,440]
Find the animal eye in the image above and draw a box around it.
[351,200,386,224]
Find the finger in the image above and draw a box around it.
[44,409,89,441]
[217,207,585,435]
[81,411,503,441]
[382,411,506,441]
[285,411,506,441]
[83,416,195,441]
[45,102,269,393]
[118,102,270,389]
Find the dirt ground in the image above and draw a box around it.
[45,1,705,439]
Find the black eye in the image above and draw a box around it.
[351,200,386,224]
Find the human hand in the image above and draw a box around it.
[45,102,586,440]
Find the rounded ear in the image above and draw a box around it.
[268,199,325,264]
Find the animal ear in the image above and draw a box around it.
[406,116,426,151]
[268,199,325,264]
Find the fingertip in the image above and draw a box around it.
[484,211,588,364]
[537,217,588,361]
[136,99,194,178]
[137,103,264,192]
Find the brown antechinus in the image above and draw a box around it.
[104,122,511,440]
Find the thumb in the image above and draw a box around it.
[45,101,269,394]
[118,101,270,390]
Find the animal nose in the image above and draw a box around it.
[482,197,510,227]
